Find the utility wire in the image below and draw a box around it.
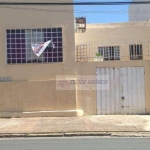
[0,1,150,6]
[2,6,150,14]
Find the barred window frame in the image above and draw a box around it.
[129,44,143,60]
[6,28,63,64]
[98,46,120,61]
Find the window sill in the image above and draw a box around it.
[6,62,64,66]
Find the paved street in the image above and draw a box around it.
[0,137,149,150]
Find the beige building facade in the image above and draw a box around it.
[75,21,150,115]
[0,0,80,117]
[0,1,150,116]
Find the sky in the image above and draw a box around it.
[74,0,132,23]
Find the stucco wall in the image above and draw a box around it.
[0,0,76,81]
[0,80,76,112]
[76,22,150,60]
[75,22,150,115]
[0,1,77,114]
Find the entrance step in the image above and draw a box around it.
[0,110,83,118]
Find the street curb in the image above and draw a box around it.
[0,132,150,138]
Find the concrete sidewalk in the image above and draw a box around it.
[0,115,150,137]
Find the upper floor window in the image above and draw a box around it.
[6,28,63,64]
[129,44,143,60]
[98,46,120,61]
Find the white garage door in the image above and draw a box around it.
[96,67,145,115]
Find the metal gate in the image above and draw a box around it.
[96,67,145,115]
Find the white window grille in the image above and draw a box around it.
[98,46,120,60]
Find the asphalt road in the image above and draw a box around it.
[0,137,149,150]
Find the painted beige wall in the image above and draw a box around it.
[0,0,76,81]
[76,21,150,61]
[76,22,150,43]
[0,80,76,112]
[75,22,150,115]
[0,0,77,114]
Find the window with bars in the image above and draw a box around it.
[129,44,143,60]
[98,46,120,60]
[6,28,63,64]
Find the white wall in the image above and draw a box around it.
[129,0,150,21]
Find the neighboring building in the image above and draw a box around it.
[129,0,150,21]
[75,21,150,115]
